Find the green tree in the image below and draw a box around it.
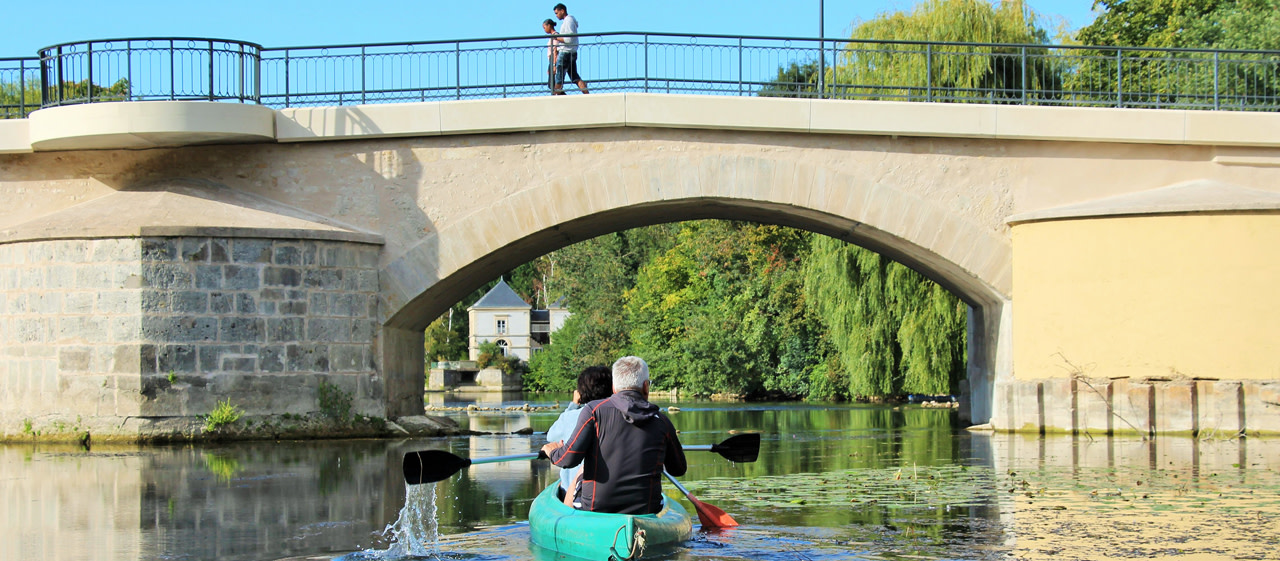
[803,236,966,398]
[759,61,820,98]
[833,0,1060,103]
[1071,0,1280,108]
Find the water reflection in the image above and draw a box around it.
[1,398,1276,561]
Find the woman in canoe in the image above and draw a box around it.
[546,365,613,506]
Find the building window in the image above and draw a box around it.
[495,339,508,356]
[496,318,508,335]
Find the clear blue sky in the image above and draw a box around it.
[3,1,1097,56]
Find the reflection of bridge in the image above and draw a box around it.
[2,37,1280,439]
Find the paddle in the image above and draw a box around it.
[403,433,761,485]
[664,470,738,528]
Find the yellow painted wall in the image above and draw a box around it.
[1013,213,1280,381]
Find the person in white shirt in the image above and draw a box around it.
[552,3,589,94]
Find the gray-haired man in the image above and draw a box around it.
[541,356,686,514]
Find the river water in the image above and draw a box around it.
[3,394,1277,561]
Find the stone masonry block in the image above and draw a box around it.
[58,347,92,371]
[232,240,272,263]
[158,345,198,374]
[274,245,302,266]
[209,239,230,263]
[305,269,344,290]
[1154,382,1197,435]
[279,300,307,315]
[330,294,363,317]
[1109,379,1154,435]
[141,239,178,262]
[198,345,240,372]
[57,316,108,344]
[1242,382,1280,436]
[172,291,209,314]
[263,267,301,287]
[258,346,286,372]
[220,317,264,343]
[180,238,210,262]
[1042,378,1075,433]
[223,265,261,290]
[112,345,142,374]
[142,316,218,343]
[1075,378,1111,435]
[46,265,76,290]
[267,317,304,343]
[195,265,222,290]
[140,344,158,375]
[62,292,94,314]
[210,293,233,314]
[235,294,257,314]
[142,263,193,290]
[287,343,330,372]
[1196,381,1243,436]
[331,345,365,372]
[308,318,352,342]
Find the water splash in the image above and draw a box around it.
[343,483,440,560]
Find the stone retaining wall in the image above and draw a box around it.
[994,377,1280,436]
[0,236,384,440]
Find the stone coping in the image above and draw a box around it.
[4,94,1279,154]
[0,179,384,245]
[20,101,275,153]
[1007,179,1280,224]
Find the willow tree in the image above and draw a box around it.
[803,237,966,397]
[832,0,1058,103]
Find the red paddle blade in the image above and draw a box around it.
[687,493,738,528]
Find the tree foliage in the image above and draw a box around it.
[803,237,967,397]
[833,0,1059,102]
[1070,0,1280,108]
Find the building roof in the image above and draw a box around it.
[469,279,531,310]
[548,296,568,309]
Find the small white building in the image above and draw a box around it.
[468,280,571,361]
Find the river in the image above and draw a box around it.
[3,394,1277,560]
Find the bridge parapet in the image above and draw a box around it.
[3,32,1277,119]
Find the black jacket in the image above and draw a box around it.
[549,390,686,514]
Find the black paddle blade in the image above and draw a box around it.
[710,433,761,463]
[403,449,472,485]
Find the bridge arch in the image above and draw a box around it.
[379,153,1012,423]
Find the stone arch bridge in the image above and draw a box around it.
[2,94,1279,439]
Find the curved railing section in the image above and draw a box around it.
[35,37,262,108]
[2,33,1278,118]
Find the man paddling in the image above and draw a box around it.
[541,356,686,514]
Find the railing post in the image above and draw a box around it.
[254,46,261,104]
[127,42,133,101]
[238,43,245,103]
[1213,51,1220,110]
[737,37,743,96]
[208,42,215,101]
[644,34,649,93]
[1115,47,1123,108]
[284,49,291,108]
[1021,46,1027,104]
[170,40,176,101]
[926,44,933,102]
[18,59,25,116]
[361,46,367,104]
[817,39,825,100]
[87,42,94,103]
[56,46,65,105]
[455,41,461,100]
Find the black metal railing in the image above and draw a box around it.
[2,33,1277,119]
[36,37,261,109]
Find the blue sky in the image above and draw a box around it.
[3,1,1098,56]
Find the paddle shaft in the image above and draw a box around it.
[471,452,540,465]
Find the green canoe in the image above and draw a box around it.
[528,483,693,560]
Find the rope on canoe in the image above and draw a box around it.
[609,526,647,560]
